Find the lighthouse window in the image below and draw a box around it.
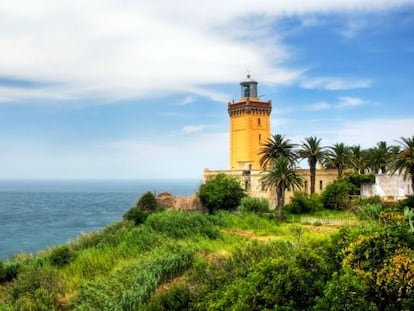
[258,118,261,126]
[259,134,261,142]
[242,85,250,97]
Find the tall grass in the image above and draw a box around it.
[211,211,282,236]
[71,250,194,310]
[1,209,356,310]
[145,211,219,239]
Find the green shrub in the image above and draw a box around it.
[137,191,158,211]
[49,245,75,267]
[199,247,329,311]
[286,191,323,214]
[1,262,21,282]
[142,284,191,311]
[239,197,269,213]
[197,173,246,214]
[359,195,382,205]
[11,266,63,309]
[356,203,383,220]
[399,195,414,209]
[145,211,219,239]
[71,251,193,310]
[123,207,148,225]
[314,269,378,311]
[321,179,356,210]
[345,173,375,194]
[0,261,5,281]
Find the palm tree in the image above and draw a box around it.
[350,145,367,174]
[260,157,303,221]
[366,141,392,174]
[389,136,414,193]
[376,141,391,174]
[259,134,297,169]
[298,136,326,194]
[326,143,352,178]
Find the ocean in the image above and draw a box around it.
[0,179,201,261]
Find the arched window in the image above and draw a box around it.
[258,118,261,126]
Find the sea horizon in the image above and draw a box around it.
[0,178,201,260]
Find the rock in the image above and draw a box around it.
[156,192,204,211]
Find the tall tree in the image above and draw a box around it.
[376,141,391,173]
[350,145,367,174]
[298,136,326,194]
[390,136,414,193]
[259,134,297,169]
[260,157,303,221]
[327,143,352,178]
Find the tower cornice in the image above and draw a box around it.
[227,99,272,117]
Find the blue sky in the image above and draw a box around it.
[0,0,413,179]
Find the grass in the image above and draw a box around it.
[1,209,356,310]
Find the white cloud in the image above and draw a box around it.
[338,96,365,108]
[303,97,368,111]
[181,125,206,134]
[0,0,410,103]
[321,118,414,148]
[341,19,368,39]
[306,101,332,111]
[178,96,195,106]
[300,76,372,90]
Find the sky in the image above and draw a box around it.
[0,0,413,179]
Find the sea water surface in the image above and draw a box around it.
[0,179,200,260]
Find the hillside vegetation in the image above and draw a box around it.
[1,192,413,310]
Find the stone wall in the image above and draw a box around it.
[361,174,413,200]
[203,168,338,209]
[156,192,205,211]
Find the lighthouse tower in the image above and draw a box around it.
[228,75,272,171]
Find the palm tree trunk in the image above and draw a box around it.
[411,173,414,194]
[338,164,343,178]
[276,185,285,221]
[310,164,316,194]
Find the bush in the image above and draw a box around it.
[321,179,356,210]
[142,284,191,311]
[1,262,21,283]
[197,173,246,214]
[0,261,5,281]
[359,195,381,205]
[356,203,383,220]
[399,195,414,209]
[286,192,323,214]
[11,266,63,309]
[123,207,148,225]
[136,192,158,211]
[49,245,75,267]
[71,251,194,310]
[314,269,378,311]
[345,174,375,194]
[239,197,269,214]
[199,247,329,311]
[145,211,219,239]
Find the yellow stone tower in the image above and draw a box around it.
[228,75,272,170]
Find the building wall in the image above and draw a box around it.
[229,103,271,170]
[204,168,338,208]
[361,174,413,200]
